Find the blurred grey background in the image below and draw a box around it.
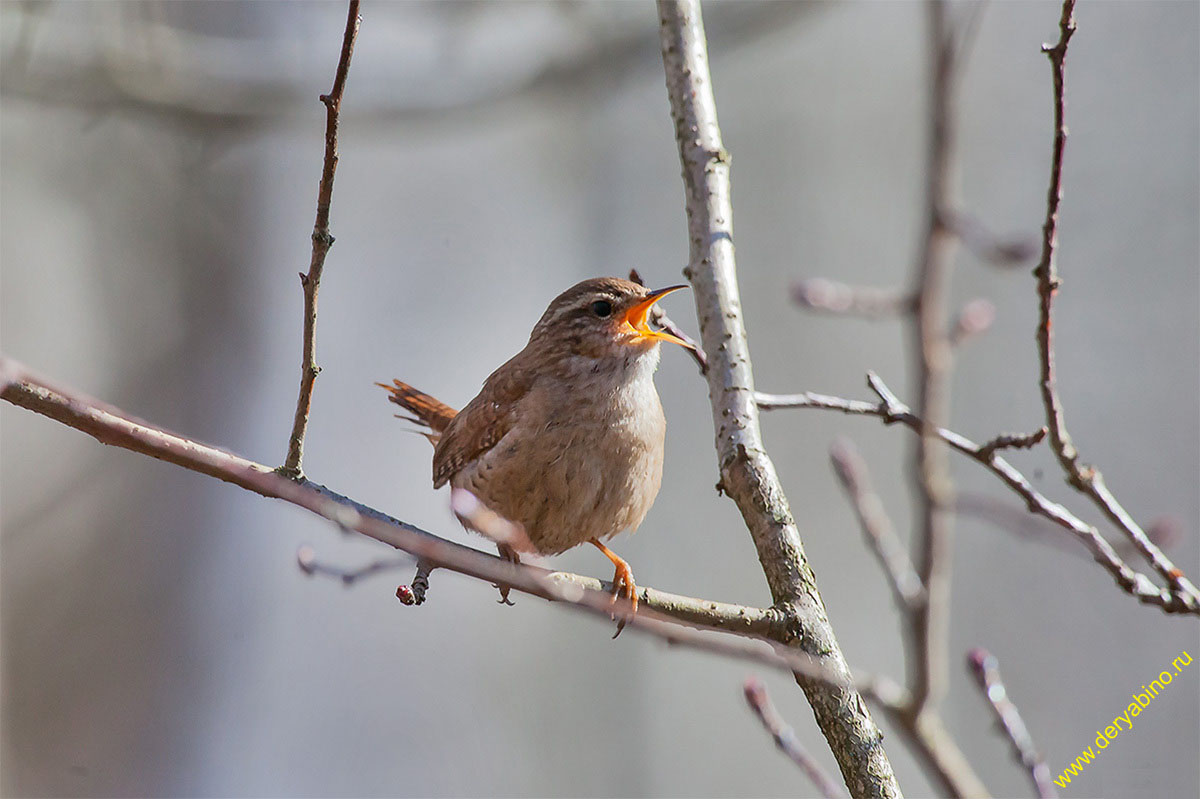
[2,1,1197,797]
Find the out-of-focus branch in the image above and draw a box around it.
[907,0,960,734]
[758,371,1198,615]
[945,211,1038,268]
[791,279,917,319]
[744,678,849,799]
[1031,0,1200,608]
[281,0,361,479]
[958,494,1182,561]
[657,2,901,796]
[967,649,1058,799]
[297,545,410,585]
[829,438,925,609]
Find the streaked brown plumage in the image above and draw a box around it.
[380,276,687,620]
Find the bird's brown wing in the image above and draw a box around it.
[430,355,534,489]
[378,380,458,442]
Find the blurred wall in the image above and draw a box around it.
[2,2,1197,797]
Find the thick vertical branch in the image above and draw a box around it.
[281,0,361,479]
[907,0,960,723]
[896,5,990,796]
[657,2,902,797]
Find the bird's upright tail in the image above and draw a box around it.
[377,379,458,446]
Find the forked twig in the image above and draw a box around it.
[1031,0,1200,606]
[758,372,1198,615]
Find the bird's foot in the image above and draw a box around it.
[608,560,638,639]
[495,543,520,605]
[588,539,638,638]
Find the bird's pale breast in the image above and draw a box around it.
[450,350,666,555]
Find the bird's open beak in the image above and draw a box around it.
[622,284,689,346]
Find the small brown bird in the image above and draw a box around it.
[380,277,688,621]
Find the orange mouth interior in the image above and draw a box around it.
[620,285,688,346]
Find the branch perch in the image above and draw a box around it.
[1,355,891,681]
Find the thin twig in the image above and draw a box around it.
[756,371,1199,615]
[829,438,925,609]
[657,2,901,796]
[281,0,361,479]
[744,678,849,799]
[945,210,1037,267]
[976,427,1047,462]
[1032,0,1200,606]
[967,649,1058,799]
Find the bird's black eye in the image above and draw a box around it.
[591,300,613,318]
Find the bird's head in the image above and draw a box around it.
[529,277,689,362]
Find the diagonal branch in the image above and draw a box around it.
[1031,0,1200,606]
[657,2,901,796]
[967,649,1058,799]
[281,0,361,479]
[829,438,925,610]
[744,678,849,799]
[757,373,1199,615]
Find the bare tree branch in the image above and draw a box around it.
[657,2,902,796]
[829,438,925,609]
[1031,0,1200,607]
[907,0,961,735]
[791,278,916,319]
[744,678,849,799]
[297,545,410,585]
[967,649,1058,799]
[281,0,361,479]
[758,372,1198,615]
[944,210,1038,268]
[976,428,1047,462]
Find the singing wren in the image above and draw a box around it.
[380,277,688,619]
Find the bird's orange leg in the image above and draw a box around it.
[494,543,521,605]
[590,539,638,637]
